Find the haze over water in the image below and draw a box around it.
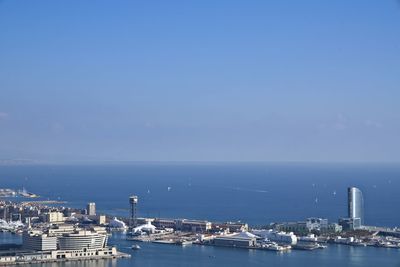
[1,163,399,227]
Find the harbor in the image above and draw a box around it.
[0,249,130,266]
[0,188,39,199]
[1,184,400,265]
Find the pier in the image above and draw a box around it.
[0,251,131,266]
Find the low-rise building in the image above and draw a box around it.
[212,222,249,233]
[275,221,309,235]
[152,218,212,233]
[152,218,176,229]
[213,232,258,248]
[176,219,212,233]
[275,218,342,235]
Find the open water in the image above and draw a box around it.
[1,162,400,266]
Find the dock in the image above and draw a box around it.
[0,251,131,265]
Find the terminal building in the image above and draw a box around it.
[0,226,125,265]
[213,232,258,248]
[22,230,57,251]
[22,227,108,251]
[152,218,212,233]
[212,222,249,233]
[58,230,108,250]
[176,219,212,232]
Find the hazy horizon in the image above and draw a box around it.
[1,0,400,162]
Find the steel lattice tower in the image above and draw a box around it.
[129,195,138,229]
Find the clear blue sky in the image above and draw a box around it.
[0,0,399,162]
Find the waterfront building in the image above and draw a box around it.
[153,218,175,229]
[212,222,249,233]
[86,203,96,216]
[22,227,109,251]
[348,187,364,227]
[152,218,176,229]
[151,218,212,233]
[213,232,258,248]
[275,218,342,235]
[176,219,212,233]
[58,230,108,250]
[252,229,297,245]
[0,247,121,265]
[22,230,57,251]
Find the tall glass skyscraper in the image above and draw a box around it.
[348,187,364,227]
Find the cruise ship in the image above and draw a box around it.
[252,229,298,245]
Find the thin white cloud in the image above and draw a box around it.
[318,113,348,131]
[364,119,383,128]
[333,113,347,130]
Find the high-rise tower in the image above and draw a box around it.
[129,195,138,229]
[87,202,96,216]
[348,187,364,227]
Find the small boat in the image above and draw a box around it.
[266,244,285,251]
[293,244,320,250]
[131,244,141,250]
[178,240,192,246]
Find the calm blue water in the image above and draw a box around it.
[2,232,400,267]
[1,163,400,266]
[1,163,399,226]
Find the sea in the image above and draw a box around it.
[1,162,400,266]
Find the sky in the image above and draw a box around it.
[0,0,400,162]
